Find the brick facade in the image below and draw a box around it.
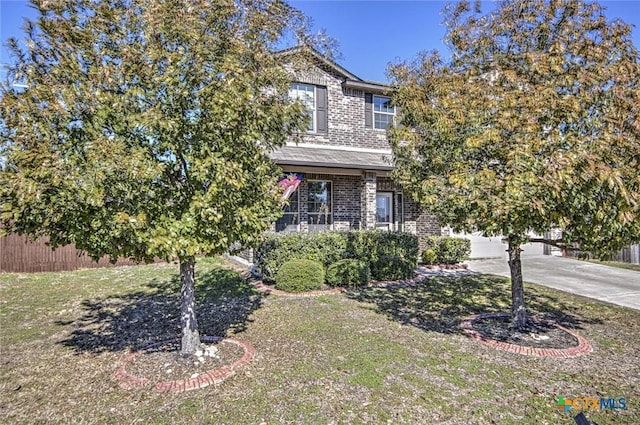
[237,49,441,262]
[295,173,363,231]
[274,171,440,243]
[293,66,392,151]
[361,172,377,229]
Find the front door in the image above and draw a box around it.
[376,192,393,230]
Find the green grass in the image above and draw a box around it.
[582,258,640,272]
[1,258,638,424]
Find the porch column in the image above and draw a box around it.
[361,171,377,229]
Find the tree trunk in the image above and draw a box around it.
[179,258,200,356]
[507,237,528,330]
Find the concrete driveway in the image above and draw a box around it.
[466,255,640,311]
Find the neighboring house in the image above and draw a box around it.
[256,47,440,250]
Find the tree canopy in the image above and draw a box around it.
[388,0,640,328]
[0,0,323,353]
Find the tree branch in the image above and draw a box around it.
[527,238,581,251]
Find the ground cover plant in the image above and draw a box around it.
[1,257,638,424]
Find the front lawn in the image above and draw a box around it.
[1,257,637,424]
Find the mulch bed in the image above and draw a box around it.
[419,263,469,270]
[114,336,256,392]
[471,315,578,349]
[461,312,593,357]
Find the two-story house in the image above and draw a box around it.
[262,47,440,247]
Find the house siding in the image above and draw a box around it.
[402,195,440,251]
[239,171,440,263]
[334,174,363,230]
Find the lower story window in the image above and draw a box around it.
[308,180,332,231]
[275,190,299,232]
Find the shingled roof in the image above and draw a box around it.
[270,144,394,171]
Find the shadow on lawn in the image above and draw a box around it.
[56,267,264,354]
[345,273,602,335]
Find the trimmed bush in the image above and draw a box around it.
[275,259,325,293]
[256,230,419,283]
[371,254,415,281]
[326,259,370,288]
[345,231,418,281]
[255,232,347,282]
[421,248,438,265]
[423,236,471,264]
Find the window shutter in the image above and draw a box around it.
[364,93,373,128]
[316,86,328,133]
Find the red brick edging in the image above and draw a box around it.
[253,277,431,295]
[420,264,469,270]
[113,336,255,392]
[251,263,471,296]
[460,313,593,358]
[252,281,344,297]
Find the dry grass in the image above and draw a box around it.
[1,257,638,424]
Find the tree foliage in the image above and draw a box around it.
[0,0,324,353]
[388,0,640,328]
[390,0,640,255]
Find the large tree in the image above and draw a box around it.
[0,0,320,354]
[388,0,640,329]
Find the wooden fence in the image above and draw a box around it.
[0,233,158,273]
[611,244,640,265]
[564,243,640,265]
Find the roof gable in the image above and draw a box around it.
[276,45,361,81]
[276,46,390,94]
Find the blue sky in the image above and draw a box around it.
[2,0,640,83]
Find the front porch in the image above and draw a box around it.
[275,170,431,235]
[269,143,440,248]
[236,144,440,264]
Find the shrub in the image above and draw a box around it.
[371,254,416,281]
[256,230,418,283]
[255,232,347,282]
[326,259,370,287]
[345,231,418,281]
[421,248,438,265]
[423,236,471,264]
[275,259,325,293]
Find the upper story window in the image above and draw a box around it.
[289,83,316,131]
[373,95,395,130]
[289,83,328,134]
